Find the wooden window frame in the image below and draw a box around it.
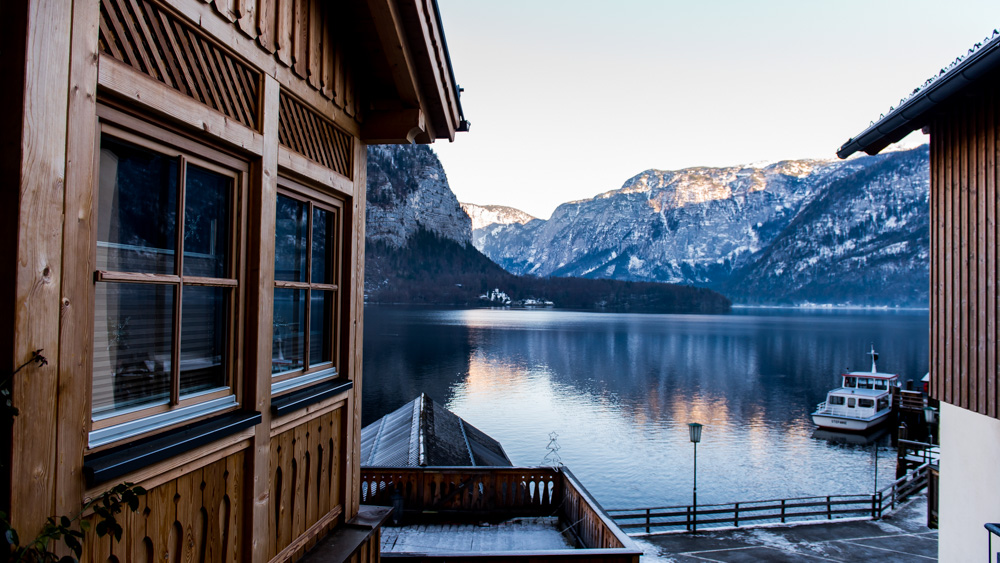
[271,175,344,388]
[89,110,249,440]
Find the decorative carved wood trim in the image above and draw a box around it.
[278,90,353,178]
[98,0,261,130]
[268,408,344,560]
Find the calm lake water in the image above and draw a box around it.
[361,306,929,510]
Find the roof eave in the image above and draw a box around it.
[361,0,466,145]
[837,34,1000,159]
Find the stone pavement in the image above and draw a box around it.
[632,493,936,562]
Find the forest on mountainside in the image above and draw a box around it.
[364,228,731,313]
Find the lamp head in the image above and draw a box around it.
[923,406,937,424]
[688,422,703,443]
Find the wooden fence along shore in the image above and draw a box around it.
[607,463,931,534]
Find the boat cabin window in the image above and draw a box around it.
[877,397,889,411]
[847,398,856,408]
[858,399,874,408]
[873,379,888,391]
[830,396,846,405]
[858,378,874,390]
[844,377,856,388]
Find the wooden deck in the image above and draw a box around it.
[356,466,642,562]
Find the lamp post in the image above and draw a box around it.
[688,422,703,532]
[923,406,937,445]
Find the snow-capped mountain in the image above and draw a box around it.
[461,203,537,249]
[363,145,731,312]
[469,146,930,306]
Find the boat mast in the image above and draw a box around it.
[868,344,879,373]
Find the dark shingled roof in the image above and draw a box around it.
[838,29,1000,159]
[360,393,512,468]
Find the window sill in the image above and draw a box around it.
[83,411,261,487]
[271,378,353,417]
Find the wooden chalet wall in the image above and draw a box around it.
[929,72,1000,420]
[0,0,458,559]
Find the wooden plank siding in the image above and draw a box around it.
[929,73,1000,419]
[268,408,344,562]
[80,451,246,562]
[4,0,462,560]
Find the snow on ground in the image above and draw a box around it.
[381,517,574,553]
[629,537,682,563]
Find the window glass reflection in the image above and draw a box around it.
[92,283,174,418]
[184,165,232,278]
[275,194,307,282]
[311,207,331,284]
[273,288,305,373]
[97,138,179,274]
[180,286,228,396]
[309,290,333,365]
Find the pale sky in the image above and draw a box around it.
[432,1,1000,219]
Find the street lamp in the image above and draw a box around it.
[688,422,703,532]
[923,406,937,445]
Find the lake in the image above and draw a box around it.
[361,306,929,510]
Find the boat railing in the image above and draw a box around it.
[607,463,931,534]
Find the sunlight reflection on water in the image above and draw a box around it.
[363,307,928,509]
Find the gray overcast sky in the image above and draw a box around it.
[432,1,1000,219]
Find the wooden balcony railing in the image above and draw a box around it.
[359,466,640,561]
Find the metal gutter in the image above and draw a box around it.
[837,31,1000,159]
[431,0,470,133]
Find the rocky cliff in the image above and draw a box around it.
[366,145,471,248]
[364,145,732,312]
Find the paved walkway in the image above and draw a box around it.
[633,493,936,562]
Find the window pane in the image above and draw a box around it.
[92,283,174,418]
[311,207,332,284]
[97,138,179,274]
[273,288,305,374]
[180,286,228,396]
[184,165,232,278]
[309,290,333,365]
[275,194,307,282]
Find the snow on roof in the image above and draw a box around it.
[838,29,1000,158]
[844,371,898,379]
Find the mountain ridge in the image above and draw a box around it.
[468,146,930,306]
[363,144,732,313]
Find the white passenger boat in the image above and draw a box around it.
[812,347,900,431]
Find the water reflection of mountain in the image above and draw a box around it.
[361,307,928,506]
[361,307,474,426]
[363,308,929,430]
[450,312,928,430]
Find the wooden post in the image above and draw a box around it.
[8,0,72,540]
[645,508,650,534]
[245,73,280,562]
[734,503,739,527]
[55,0,101,522]
[342,136,367,520]
[827,496,832,520]
[780,499,786,523]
